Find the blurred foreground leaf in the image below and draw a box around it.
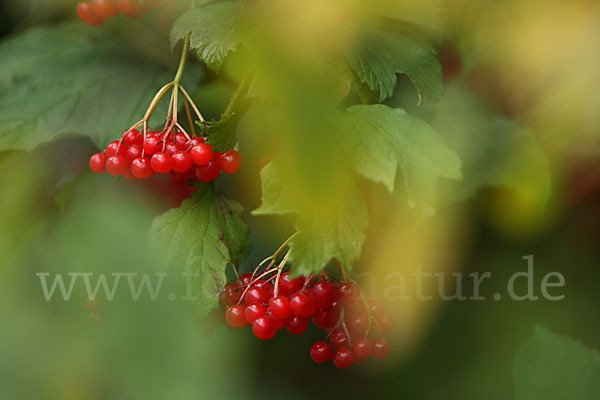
[514,326,600,400]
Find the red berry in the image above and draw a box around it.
[352,338,372,363]
[123,129,141,146]
[219,150,242,174]
[191,137,205,146]
[278,272,303,296]
[347,314,368,337]
[368,299,385,319]
[312,281,334,309]
[290,293,317,318]
[165,143,178,155]
[151,152,172,173]
[339,283,360,306]
[285,316,308,335]
[143,136,161,155]
[225,305,247,328]
[219,283,240,306]
[105,155,128,176]
[244,286,267,305]
[91,0,119,17]
[195,159,220,182]
[245,303,266,324]
[266,311,286,330]
[105,140,126,157]
[190,143,213,166]
[239,273,252,287]
[310,341,333,363]
[333,348,355,368]
[171,151,193,173]
[126,144,143,162]
[252,316,276,340]
[175,133,189,150]
[371,338,389,359]
[269,296,292,320]
[330,329,349,348]
[312,307,339,329]
[76,2,105,25]
[130,157,153,179]
[89,153,107,173]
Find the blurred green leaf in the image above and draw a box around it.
[514,326,600,400]
[171,2,242,71]
[343,22,443,103]
[149,184,249,315]
[0,23,195,151]
[342,104,462,213]
[254,156,368,275]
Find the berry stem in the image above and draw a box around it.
[224,68,253,116]
[273,248,292,297]
[173,33,190,87]
[179,86,205,122]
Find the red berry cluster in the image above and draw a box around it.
[89,129,242,183]
[221,272,392,368]
[76,0,157,26]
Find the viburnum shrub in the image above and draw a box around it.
[0,0,483,369]
[220,241,392,368]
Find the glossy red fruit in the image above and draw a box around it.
[126,144,143,163]
[191,137,205,146]
[310,341,333,363]
[151,152,172,173]
[252,316,276,340]
[340,282,359,303]
[239,273,252,287]
[368,298,385,318]
[290,293,317,318]
[333,348,355,368]
[171,151,193,173]
[312,281,334,309]
[105,140,125,157]
[89,153,107,173]
[219,150,242,174]
[105,155,128,176]
[269,296,292,320]
[330,329,349,348]
[285,316,308,335]
[312,307,339,329]
[352,338,372,363]
[266,311,286,330]
[225,305,247,328]
[190,143,213,166]
[244,286,267,305]
[195,159,220,182]
[91,0,119,17]
[130,157,153,179]
[278,272,303,296]
[174,133,189,150]
[371,338,390,358]
[123,129,141,146]
[143,136,161,155]
[347,314,368,337]
[76,2,105,25]
[219,283,239,306]
[244,303,266,324]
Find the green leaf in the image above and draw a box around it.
[0,24,195,151]
[199,98,250,152]
[514,326,600,400]
[254,157,368,276]
[341,104,461,213]
[171,2,242,71]
[149,185,249,315]
[342,23,443,103]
